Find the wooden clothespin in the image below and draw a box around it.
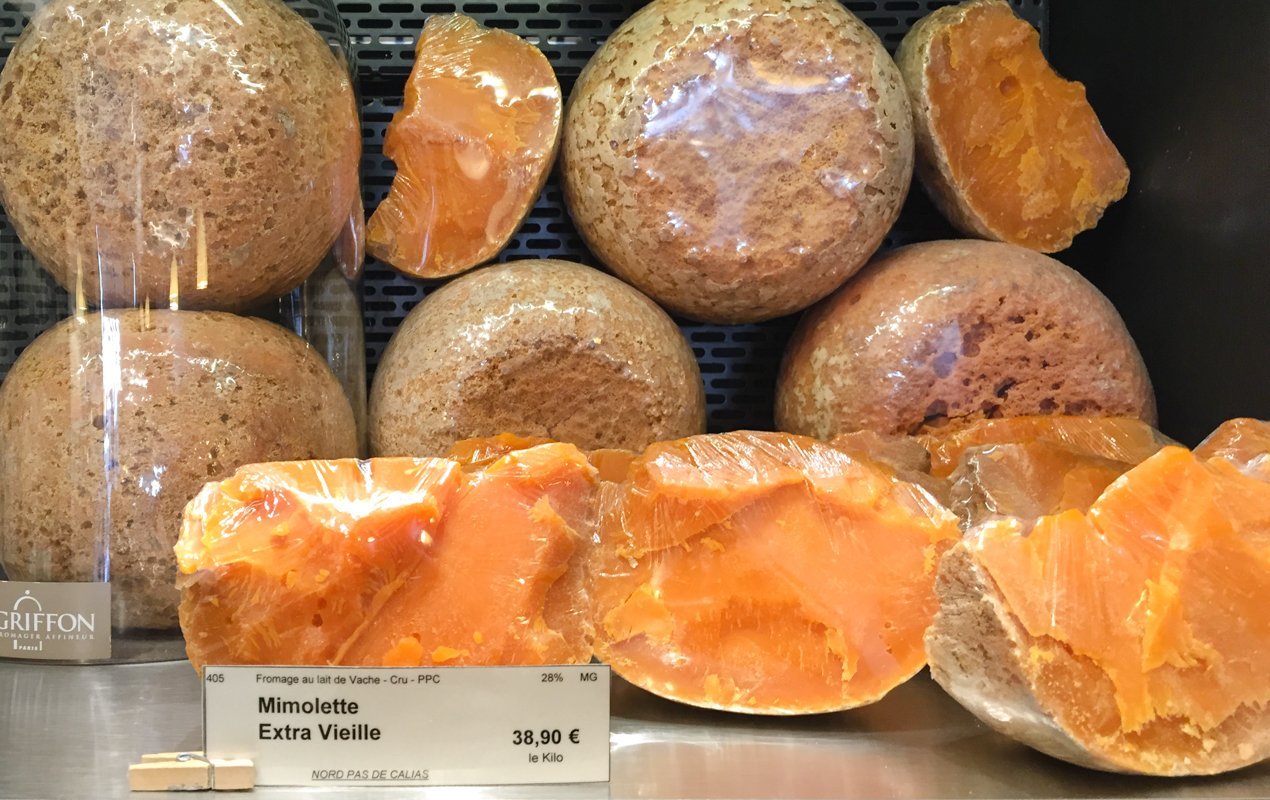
[128,751,255,792]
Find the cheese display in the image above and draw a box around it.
[590,431,960,714]
[0,0,360,310]
[177,443,597,672]
[776,241,1157,439]
[369,260,705,456]
[927,445,1270,775]
[366,15,561,278]
[897,0,1129,252]
[0,310,358,631]
[562,0,913,323]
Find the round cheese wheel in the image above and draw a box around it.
[776,240,1156,438]
[0,310,359,630]
[0,0,360,310]
[370,259,706,456]
[562,0,913,323]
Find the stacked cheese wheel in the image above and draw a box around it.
[0,0,366,632]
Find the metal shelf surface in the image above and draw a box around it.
[1,661,1267,799]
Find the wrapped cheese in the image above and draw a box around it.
[590,431,959,714]
[176,444,597,672]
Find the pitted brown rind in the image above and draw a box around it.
[0,310,358,630]
[562,0,913,323]
[0,0,361,310]
[369,259,706,456]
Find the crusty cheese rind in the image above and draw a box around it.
[896,0,1128,253]
[928,543,1270,776]
[895,1,1001,243]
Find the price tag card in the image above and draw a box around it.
[203,665,610,787]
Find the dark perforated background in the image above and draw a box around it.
[0,0,1048,431]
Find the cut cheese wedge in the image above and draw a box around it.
[928,445,1270,775]
[1195,418,1270,482]
[447,434,636,483]
[948,440,1137,528]
[591,431,960,714]
[923,415,1170,478]
[177,445,597,672]
[365,14,561,278]
[897,0,1128,252]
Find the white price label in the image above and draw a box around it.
[202,665,610,787]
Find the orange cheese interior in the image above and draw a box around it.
[177,445,596,672]
[949,439,1135,526]
[924,416,1168,478]
[365,14,560,277]
[924,1,1128,251]
[447,432,553,472]
[591,431,960,713]
[1195,418,1270,482]
[967,446,1270,744]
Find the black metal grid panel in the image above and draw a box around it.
[0,0,1049,432]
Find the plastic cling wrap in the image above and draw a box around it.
[0,310,358,632]
[0,0,366,660]
[1195,418,1270,482]
[923,415,1173,479]
[926,415,1173,527]
[590,431,959,715]
[366,14,561,278]
[176,444,598,673]
[369,260,705,457]
[562,0,913,324]
[927,443,1270,775]
[777,241,1156,440]
[0,0,362,310]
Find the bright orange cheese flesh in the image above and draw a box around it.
[924,1,1128,251]
[1195,418,1270,482]
[949,439,1137,526]
[365,14,561,277]
[177,446,596,672]
[447,432,553,472]
[447,434,636,483]
[924,416,1169,478]
[591,431,960,714]
[966,446,1270,766]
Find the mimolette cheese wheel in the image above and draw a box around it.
[369,260,705,456]
[562,0,913,323]
[591,431,960,714]
[923,415,1172,479]
[897,0,1129,252]
[1195,418,1270,482]
[928,447,1270,775]
[177,444,598,672]
[366,15,561,278]
[0,0,360,309]
[776,241,1156,439]
[0,310,358,631]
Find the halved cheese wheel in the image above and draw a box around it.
[366,14,561,278]
[177,444,597,672]
[897,0,1128,252]
[928,446,1270,775]
[591,431,960,714]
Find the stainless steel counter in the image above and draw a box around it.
[1,660,1266,799]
